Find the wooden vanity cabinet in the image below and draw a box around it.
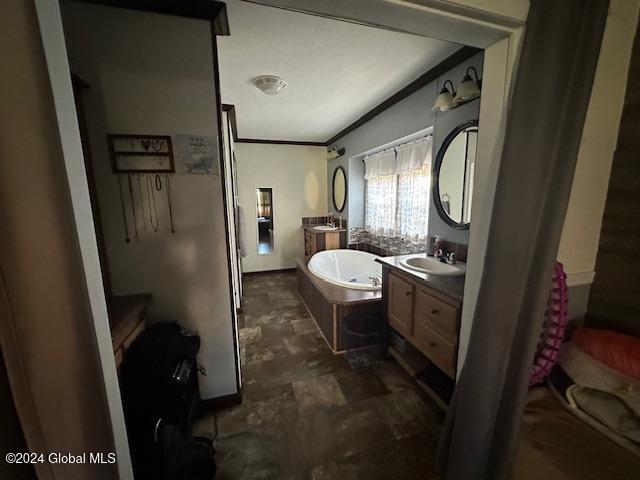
[304,228,345,256]
[385,270,461,378]
[387,273,414,337]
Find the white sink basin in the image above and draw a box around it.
[313,225,338,231]
[400,254,465,276]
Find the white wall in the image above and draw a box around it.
[235,143,327,272]
[248,0,518,47]
[62,2,238,399]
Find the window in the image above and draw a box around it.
[364,136,431,240]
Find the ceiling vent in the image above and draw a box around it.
[252,75,287,95]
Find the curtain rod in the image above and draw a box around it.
[363,133,432,161]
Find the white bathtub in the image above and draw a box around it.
[307,249,383,290]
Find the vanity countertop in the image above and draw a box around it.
[302,225,348,233]
[376,255,465,303]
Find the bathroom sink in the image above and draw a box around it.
[400,255,465,276]
[313,225,338,231]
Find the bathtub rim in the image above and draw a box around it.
[307,249,382,291]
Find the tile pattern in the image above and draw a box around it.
[302,216,348,228]
[194,271,445,479]
[348,228,468,261]
[349,227,428,256]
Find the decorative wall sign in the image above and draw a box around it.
[108,134,174,173]
[175,134,219,175]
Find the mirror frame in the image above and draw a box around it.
[432,119,478,230]
[332,165,347,213]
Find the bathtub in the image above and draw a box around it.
[307,249,382,290]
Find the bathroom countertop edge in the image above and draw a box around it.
[376,255,465,303]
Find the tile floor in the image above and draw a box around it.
[195,271,445,479]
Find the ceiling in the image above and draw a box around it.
[217,0,460,143]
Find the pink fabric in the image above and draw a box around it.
[572,328,640,380]
[529,261,569,385]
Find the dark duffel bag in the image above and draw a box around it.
[121,322,202,478]
[156,421,216,480]
[122,322,201,426]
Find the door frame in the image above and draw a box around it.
[45,0,639,477]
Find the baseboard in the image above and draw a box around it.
[565,270,595,287]
[200,392,242,412]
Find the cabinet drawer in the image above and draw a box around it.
[414,288,459,342]
[387,272,414,337]
[413,320,457,378]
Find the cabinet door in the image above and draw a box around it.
[414,288,459,343]
[325,232,340,250]
[413,320,457,378]
[304,232,311,256]
[388,273,414,337]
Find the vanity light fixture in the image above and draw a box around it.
[453,66,482,103]
[431,80,458,112]
[252,75,287,95]
[326,147,346,160]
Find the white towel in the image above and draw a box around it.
[237,204,248,258]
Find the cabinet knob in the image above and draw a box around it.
[405,291,412,296]
[429,342,436,347]
[431,309,439,315]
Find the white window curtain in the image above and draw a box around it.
[364,136,432,240]
[364,150,397,235]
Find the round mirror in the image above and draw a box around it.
[332,166,347,212]
[433,119,478,230]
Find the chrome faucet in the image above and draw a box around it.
[369,275,382,287]
[326,213,336,228]
[444,252,456,265]
[431,236,456,264]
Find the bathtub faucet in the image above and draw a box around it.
[369,276,382,287]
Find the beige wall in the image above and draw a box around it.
[453,0,639,289]
[446,0,528,20]
[458,0,640,374]
[235,143,327,272]
[62,2,237,399]
[2,0,121,477]
[558,0,640,285]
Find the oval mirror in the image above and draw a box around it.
[433,119,478,230]
[332,166,347,212]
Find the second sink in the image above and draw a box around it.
[400,254,465,276]
[313,225,338,231]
